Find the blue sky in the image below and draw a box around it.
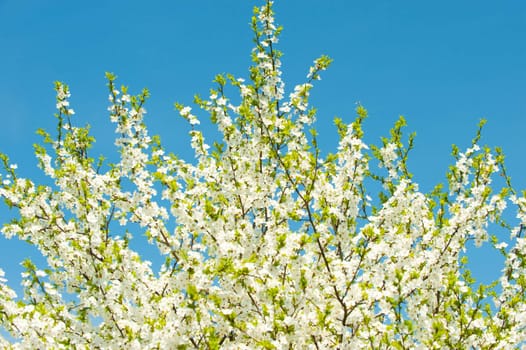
[0,1,525,294]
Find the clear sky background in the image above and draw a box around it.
[0,0,525,295]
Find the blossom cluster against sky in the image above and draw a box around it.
[0,0,525,289]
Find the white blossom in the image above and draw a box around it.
[0,2,522,349]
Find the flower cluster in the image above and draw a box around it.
[0,1,524,348]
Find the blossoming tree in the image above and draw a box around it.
[1,1,525,348]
